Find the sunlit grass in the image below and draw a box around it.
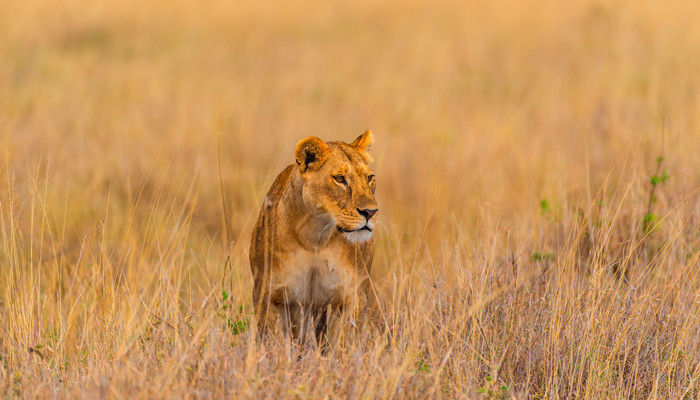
[1,0,700,397]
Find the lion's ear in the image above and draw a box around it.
[351,129,374,152]
[351,129,374,163]
[295,136,330,173]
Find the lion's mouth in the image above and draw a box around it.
[337,225,372,233]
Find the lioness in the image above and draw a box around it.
[249,130,379,344]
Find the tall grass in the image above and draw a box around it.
[1,0,700,397]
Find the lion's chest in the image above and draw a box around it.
[276,247,356,308]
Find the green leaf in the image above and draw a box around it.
[642,213,657,233]
[531,252,555,262]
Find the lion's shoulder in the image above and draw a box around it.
[249,165,295,267]
[265,164,295,205]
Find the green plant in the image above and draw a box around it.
[217,290,248,335]
[415,355,431,373]
[531,251,554,262]
[643,156,669,235]
[477,375,509,399]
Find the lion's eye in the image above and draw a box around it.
[367,175,375,183]
[333,175,346,184]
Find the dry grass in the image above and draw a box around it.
[2,0,700,398]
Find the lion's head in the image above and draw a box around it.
[295,130,378,243]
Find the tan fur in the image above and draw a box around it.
[249,130,380,344]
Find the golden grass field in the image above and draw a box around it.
[2,0,700,397]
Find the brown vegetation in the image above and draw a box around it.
[1,0,700,397]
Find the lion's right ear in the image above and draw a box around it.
[295,136,330,173]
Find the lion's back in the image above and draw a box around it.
[249,164,295,277]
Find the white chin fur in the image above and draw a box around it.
[343,229,373,244]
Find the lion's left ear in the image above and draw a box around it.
[350,129,374,163]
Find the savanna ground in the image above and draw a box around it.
[1,0,700,398]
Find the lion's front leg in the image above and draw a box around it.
[253,281,278,337]
[269,286,316,343]
[322,286,371,348]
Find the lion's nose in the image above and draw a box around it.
[358,208,378,220]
